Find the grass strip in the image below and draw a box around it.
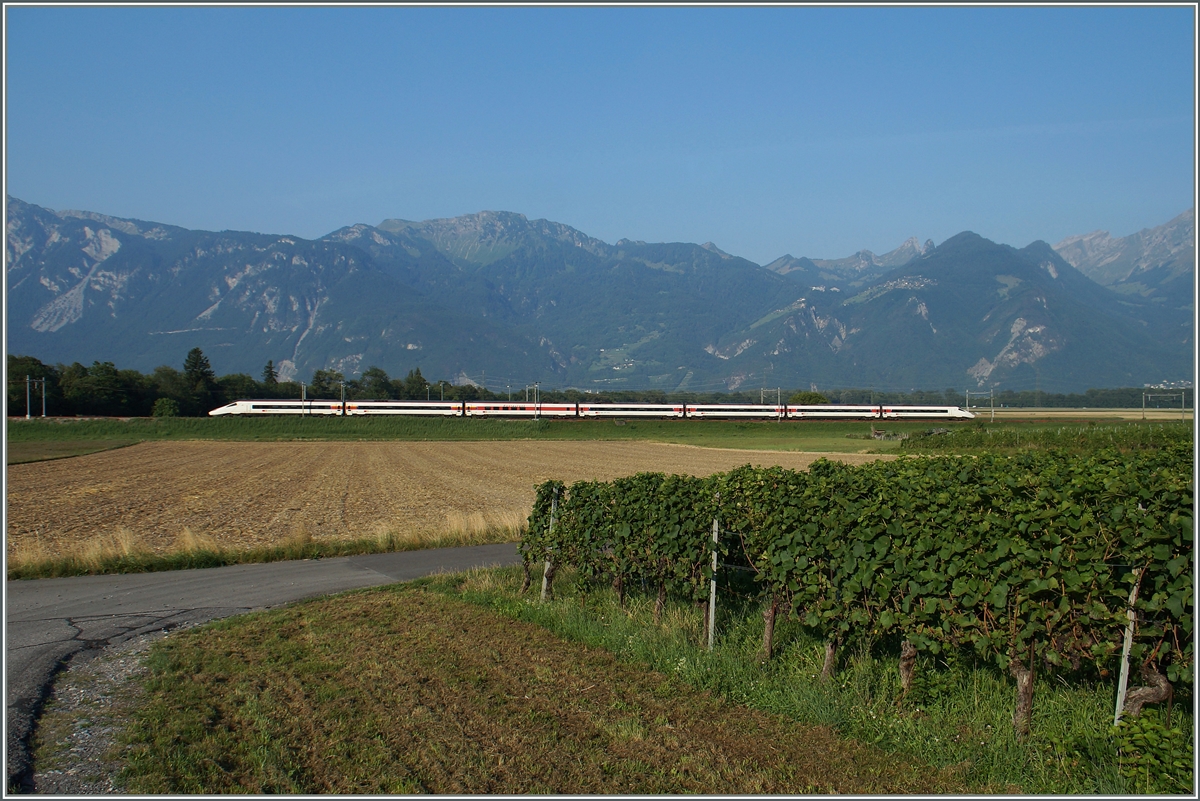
[433,565,1190,795]
[8,416,1189,457]
[118,582,966,794]
[901,420,1193,454]
[6,528,517,581]
[4,415,951,453]
[5,439,139,464]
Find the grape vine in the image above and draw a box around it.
[520,445,1193,735]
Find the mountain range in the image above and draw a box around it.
[5,196,1193,394]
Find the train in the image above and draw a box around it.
[209,399,975,420]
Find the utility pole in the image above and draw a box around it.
[301,382,306,417]
[26,376,31,420]
[964,389,992,417]
[1143,390,1188,421]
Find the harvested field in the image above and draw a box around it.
[6,441,890,561]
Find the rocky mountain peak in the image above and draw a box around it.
[700,242,732,258]
[1053,208,1194,292]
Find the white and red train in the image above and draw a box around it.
[209,399,974,420]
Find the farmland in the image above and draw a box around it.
[5,440,888,568]
[5,415,1191,576]
[12,414,1193,794]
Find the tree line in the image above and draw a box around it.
[6,350,493,418]
[6,350,1191,417]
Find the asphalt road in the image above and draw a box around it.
[4,543,523,792]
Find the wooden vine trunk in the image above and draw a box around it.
[538,489,559,602]
[654,582,666,623]
[613,575,625,607]
[1010,649,1035,739]
[898,639,917,702]
[540,558,557,602]
[760,595,779,662]
[519,562,532,594]
[1122,661,1173,718]
[821,638,839,682]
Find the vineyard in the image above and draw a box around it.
[520,444,1193,777]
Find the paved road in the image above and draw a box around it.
[4,543,522,792]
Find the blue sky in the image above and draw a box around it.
[4,4,1195,264]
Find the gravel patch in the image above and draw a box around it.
[29,629,183,794]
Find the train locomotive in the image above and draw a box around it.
[209,399,975,420]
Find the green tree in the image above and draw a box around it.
[788,391,830,405]
[262,360,278,387]
[6,355,60,416]
[308,369,345,399]
[152,397,180,417]
[446,381,482,402]
[184,348,217,386]
[183,348,219,414]
[118,368,156,415]
[151,365,191,412]
[218,373,257,404]
[59,361,127,416]
[399,368,429,400]
[359,366,393,400]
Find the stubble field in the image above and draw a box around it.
[6,440,889,562]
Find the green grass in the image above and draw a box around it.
[901,420,1193,455]
[10,416,1190,458]
[5,439,139,464]
[433,565,1194,795]
[4,415,936,452]
[113,582,968,794]
[22,414,1175,455]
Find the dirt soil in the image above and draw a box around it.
[6,441,890,560]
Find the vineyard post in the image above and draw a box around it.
[1114,566,1144,725]
[707,497,719,651]
[540,487,559,602]
[26,375,31,420]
